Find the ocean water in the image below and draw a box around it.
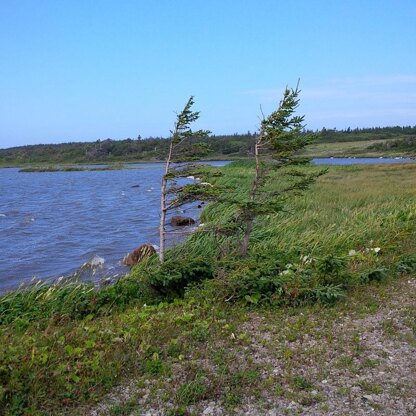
[0,162,227,292]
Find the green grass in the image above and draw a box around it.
[0,161,415,415]
[299,138,415,157]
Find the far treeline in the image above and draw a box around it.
[1,125,416,165]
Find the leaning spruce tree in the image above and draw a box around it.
[159,97,210,263]
[238,81,325,256]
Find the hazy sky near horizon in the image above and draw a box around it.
[1,0,415,148]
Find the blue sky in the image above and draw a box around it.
[1,0,415,148]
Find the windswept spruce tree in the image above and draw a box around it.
[238,81,325,256]
[159,97,211,263]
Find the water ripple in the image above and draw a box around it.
[0,162,229,292]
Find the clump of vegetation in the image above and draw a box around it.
[396,254,416,273]
[145,258,213,298]
[0,274,159,327]
[367,136,415,153]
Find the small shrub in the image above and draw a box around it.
[396,254,416,273]
[176,379,207,406]
[218,255,347,307]
[224,391,242,407]
[191,320,210,342]
[147,258,213,297]
[360,269,388,283]
[316,255,349,286]
[317,255,346,275]
[308,284,346,304]
[292,375,313,390]
[143,358,167,376]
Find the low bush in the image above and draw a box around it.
[396,254,416,273]
[146,258,213,298]
[213,253,349,306]
[360,269,388,283]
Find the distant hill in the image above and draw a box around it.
[1,126,415,166]
[0,133,256,166]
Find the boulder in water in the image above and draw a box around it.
[170,216,195,226]
[123,243,156,267]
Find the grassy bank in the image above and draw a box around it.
[1,162,415,415]
[18,165,128,173]
[299,138,415,158]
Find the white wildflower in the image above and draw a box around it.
[373,247,381,254]
[300,255,313,265]
[348,249,357,256]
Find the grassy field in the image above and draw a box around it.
[1,162,415,415]
[299,139,414,158]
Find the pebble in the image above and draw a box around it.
[362,394,373,402]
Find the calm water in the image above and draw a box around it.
[0,162,228,292]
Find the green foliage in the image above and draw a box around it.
[167,182,221,208]
[234,82,324,256]
[0,275,159,327]
[292,375,313,390]
[317,125,416,143]
[367,136,416,152]
[396,254,416,273]
[143,357,168,376]
[214,253,347,306]
[316,255,350,286]
[317,255,346,275]
[360,269,388,283]
[170,96,210,145]
[260,83,314,157]
[160,96,211,262]
[176,379,207,406]
[146,258,213,297]
[191,320,210,342]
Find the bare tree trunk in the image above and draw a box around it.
[159,142,174,263]
[240,215,254,256]
[240,139,262,256]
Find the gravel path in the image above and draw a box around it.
[87,276,415,416]
[227,278,416,415]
